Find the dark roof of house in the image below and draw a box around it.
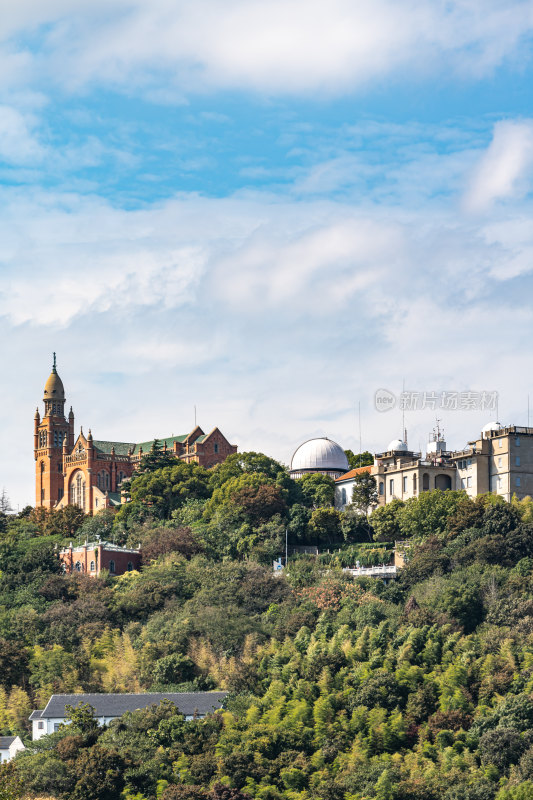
[132,435,188,455]
[36,692,227,719]
[29,710,42,720]
[0,736,18,748]
[93,440,136,456]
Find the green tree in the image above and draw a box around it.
[348,472,378,518]
[297,473,335,508]
[371,498,404,541]
[208,452,287,490]
[0,762,23,800]
[308,507,342,545]
[125,463,211,519]
[399,490,465,540]
[65,702,99,735]
[344,450,374,469]
[138,440,180,473]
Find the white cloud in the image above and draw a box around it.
[3,118,533,508]
[0,105,44,164]
[464,120,533,212]
[0,0,532,96]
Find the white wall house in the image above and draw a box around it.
[0,736,25,762]
[30,692,227,740]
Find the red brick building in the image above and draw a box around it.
[35,356,238,514]
[59,540,141,576]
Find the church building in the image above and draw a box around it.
[34,356,237,514]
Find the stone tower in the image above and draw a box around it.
[34,355,74,508]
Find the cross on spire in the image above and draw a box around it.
[52,352,57,373]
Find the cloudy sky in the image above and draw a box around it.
[2,0,533,508]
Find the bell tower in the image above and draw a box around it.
[35,354,72,508]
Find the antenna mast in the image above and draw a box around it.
[358,401,362,466]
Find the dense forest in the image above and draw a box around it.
[2,448,533,800]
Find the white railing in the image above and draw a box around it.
[343,565,397,577]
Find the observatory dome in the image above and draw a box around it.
[290,437,349,478]
[482,421,501,438]
[387,438,408,453]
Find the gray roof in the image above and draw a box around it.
[29,710,43,720]
[0,736,17,748]
[37,692,227,719]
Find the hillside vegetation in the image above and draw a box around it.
[2,450,533,800]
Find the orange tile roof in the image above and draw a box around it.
[335,465,373,482]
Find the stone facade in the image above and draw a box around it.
[335,424,533,509]
[35,357,237,514]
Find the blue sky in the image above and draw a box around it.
[1,0,533,508]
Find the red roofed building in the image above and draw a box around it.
[34,356,237,515]
[335,465,373,508]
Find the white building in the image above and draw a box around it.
[30,691,227,740]
[290,437,349,480]
[0,736,25,762]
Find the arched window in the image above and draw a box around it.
[109,560,116,574]
[117,471,126,487]
[70,471,86,509]
[422,473,430,491]
[341,488,347,505]
[97,471,110,491]
[379,481,384,496]
[127,561,134,572]
[74,561,82,572]
[90,560,95,572]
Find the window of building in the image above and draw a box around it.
[38,721,44,730]
[70,471,86,509]
[516,476,522,487]
[389,479,394,495]
[403,476,408,492]
[127,561,134,571]
[413,474,417,493]
[117,471,126,486]
[379,481,384,496]
[214,443,219,454]
[516,437,521,446]
[467,477,472,488]
[53,724,60,732]
[516,456,521,466]
[89,560,95,571]
[97,471,110,491]
[109,560,115,574]
[499,439,503,448]
[422,473,430,491]
[74,561,82,572]
[58,488,63,501]
[498,457,502,467]
[461,477,466,489]
[341,488,347,505]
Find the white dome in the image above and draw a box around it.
[387,438,408,452]
[482,421,501,437]
[290,437,349,473]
